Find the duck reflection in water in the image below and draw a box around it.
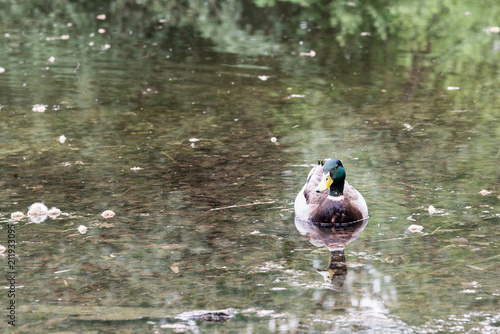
[295,217,368,288]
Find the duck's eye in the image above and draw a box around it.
[334,164,338,169]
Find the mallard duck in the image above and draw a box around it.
[294,159,368,226]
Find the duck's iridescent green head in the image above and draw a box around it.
[315,159,346,196]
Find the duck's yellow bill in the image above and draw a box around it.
[316,173,333,192]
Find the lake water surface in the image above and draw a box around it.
[0,1,499,332]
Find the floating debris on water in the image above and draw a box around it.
[258,75,270,81]
[161,244,184,250]
[59,134,67,143]
[176,308,235,323]
[299,50,316,57]
[284,94,305,99]
[54,269,71,274]
[10,212,24,220]
[447,86,460,90]
[462,281,481,288]
[210,200,275,211]
[428,205,436,214]
[32,104,47,112]
[47,207,61,218]
[0,67,5,73]
[459,289,476,294]
[78,225,88,234]
[28,202,48,216]
[45,35,70,41]
[0,245,6,254]
[479,189,491,196]
[403,123,413,130]
[28,202,48,224]
[28,202,49,223]
[408,224,424,233]
[131,166,143,171]
[48,56,56,63]
[98,28,106,34]
[189,138,199,148]
[96,14,106,20]
[170,263,180,273]
[101,210,115,218]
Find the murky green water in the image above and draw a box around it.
[1,1,499,332]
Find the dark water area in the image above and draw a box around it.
[0,0,499,332]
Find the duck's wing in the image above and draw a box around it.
[343,181,369,219]
[294,164,327,219]
[303,164,328,205]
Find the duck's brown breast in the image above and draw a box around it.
[310,199,364,225]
